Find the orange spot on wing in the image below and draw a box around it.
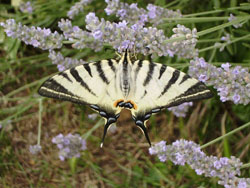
[127,100,138,110]
[114,99,124,107]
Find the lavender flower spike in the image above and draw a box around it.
[52,133,87,161]
[29,144,42,155]
[59,13,197,58]
[149,140,250,188]
[168,102,193,117]
[105,0,182,26]
[67,0,93,19]
[19,1,33,14]
[189,58,250,105]
[0,19,63,50]
[48,50,87,72]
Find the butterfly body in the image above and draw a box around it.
[39,51,213,147]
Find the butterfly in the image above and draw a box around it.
[38,51,213,147]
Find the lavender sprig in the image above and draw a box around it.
[149,140,250,188]
[52,133,87,161]
[0,19,63,50]
[168,102,193,117]
[228,14,243,28]
[19,1,33,14]
[67,0,93,19]
[105,0,182,26]
[189,58,250,105]
[29,144,42,155]
[58,13,198,58]
[48,50,87,71]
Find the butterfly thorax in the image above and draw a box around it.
[118,51,133,98]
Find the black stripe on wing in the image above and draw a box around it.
[70,68,96,96]
[39,78,74,97]
[108,59,116,73]
[179,74,191,85]
[95,62,109,84]
[158,64,167,79]
[143,62,156,86]
[58,72,72,82]
[164,82,213,108]
[160,69,180,96]
[38,78,88,105]
[135,60,143,74]
[83,63,92,77]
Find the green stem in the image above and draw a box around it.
[197,16,249,36]
[163,17,229,22]
[241,162,250,169]
[37,99,43,145]
[183,5,250,17]
[200,121,250,149]
[5,74,54,98]
[199,33,250,52]
[163,16,250,44]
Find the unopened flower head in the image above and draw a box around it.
[189,58,250,105]
[228,14,243,28]
[52,133,87,161]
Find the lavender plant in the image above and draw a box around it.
[52,133,87,161]
[67,0,93,19]
[19,1,33,14]
[189,58,250,105]
[149,140,250,188]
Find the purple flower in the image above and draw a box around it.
[168,102,193,117]
[117,9,127,18]
[1,19,63,50]
[149,139,250,188]
[49,51,86,71]
[104,0,182,26]
[29,144,42,155]
[233,94,241,104]
[228,13,243,28]
[189,58,250,105]
[19,1,33,14]
[92,30,103,40]
[198,74,208,82]
[52,133,87,161]
[147,4,157,19]
[67,0,93,19]
[221,62,231,71]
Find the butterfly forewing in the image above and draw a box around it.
[129,60,213,118]
[38,60,122,115]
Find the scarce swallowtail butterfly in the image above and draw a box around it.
[38,51,213,147]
